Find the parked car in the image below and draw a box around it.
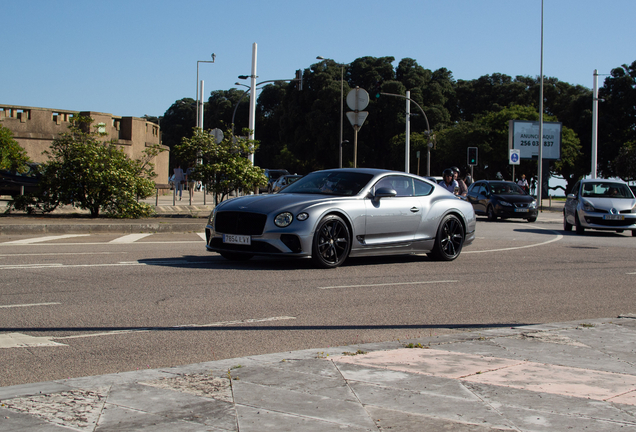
[0,164,41,197]
[205,168,476,268]
[270,174,303,193]
[563,179,636,236]
[466,180,538,222]
[261,169,290,193]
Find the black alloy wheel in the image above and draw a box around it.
[429,214,465,261]
[312,215,351,268]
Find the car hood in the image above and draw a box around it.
[584,197,636,211]
[215,193,351,214]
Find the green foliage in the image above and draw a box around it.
[612,142,636,182]
[173,128,267,202]
[9,116,161,218]
[0,124,30,172]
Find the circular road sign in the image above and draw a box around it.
[346,88,370,111]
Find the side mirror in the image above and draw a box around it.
[372,187,397,202]
[567,193,577,200]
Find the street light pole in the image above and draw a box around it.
[196,54,215,129]
[317,56,348,168]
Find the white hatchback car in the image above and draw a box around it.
[564,179,636,236]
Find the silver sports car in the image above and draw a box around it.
[205,168,476,268]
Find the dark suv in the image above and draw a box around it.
[261,169,290,193]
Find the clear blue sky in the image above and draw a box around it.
[3,0,634,118]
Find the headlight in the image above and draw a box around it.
[499,201,513,207]
[297,212,309,221]
[274,212,294,227]
[582,200,595,212]
[207,210,215,227]
[529,200,537,209]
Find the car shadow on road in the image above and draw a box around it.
[137,254,440,271]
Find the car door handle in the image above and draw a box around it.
[410,207,420,213]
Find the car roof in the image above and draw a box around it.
[579,178,628,185]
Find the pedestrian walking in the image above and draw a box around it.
[173,164,185,200]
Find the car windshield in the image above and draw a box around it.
[280,171,374,196]
[490,182,525,195]
[581,182,633,198]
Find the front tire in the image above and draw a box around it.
[429,214,465,261]
[575,212,585,235]
[311,215,351,268]
[563,212,572,231]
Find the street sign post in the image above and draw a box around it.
[346,87,370,168]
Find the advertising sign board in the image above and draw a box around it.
[509,120,562,160]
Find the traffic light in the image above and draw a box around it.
[373,81,382,98]
[295,69,303,91]
[467,147,478,166]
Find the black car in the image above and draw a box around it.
[0,164,41,197]
[466,180,538,222]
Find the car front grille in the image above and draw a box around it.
[514,203,530,209]
[214,211,267,235]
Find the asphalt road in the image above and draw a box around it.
[1,213,635,387]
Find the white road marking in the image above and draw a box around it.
[1,234,90,245]
[0,252,124,257]
[465,224,563,254]
[109,233,153,243]
[0,241,203,246]
[0,302,61,309]
[198,232,206,241]
[319,280,458,290]
[0,316,297,349]
[0,333,67,348]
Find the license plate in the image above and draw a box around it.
[514,208,529,212]
[603,214,624,221]
[223,234,251,245]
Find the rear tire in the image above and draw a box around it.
[311,215,351,268]
[487,205,497,221]
[428,214,465,261]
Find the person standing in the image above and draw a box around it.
[440,169,459,194]
[185,163,196,201]
[451,167,468,196]
[517,174,529,194]
[173,164,185,201]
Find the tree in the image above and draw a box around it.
[598,61,636,177]
[0,124,30,172]
[612,141,636,182]
[173,128,267,202]
[9,116,161,218]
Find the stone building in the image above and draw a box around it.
[0,105,169,184]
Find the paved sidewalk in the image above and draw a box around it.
[1,316,636,431]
